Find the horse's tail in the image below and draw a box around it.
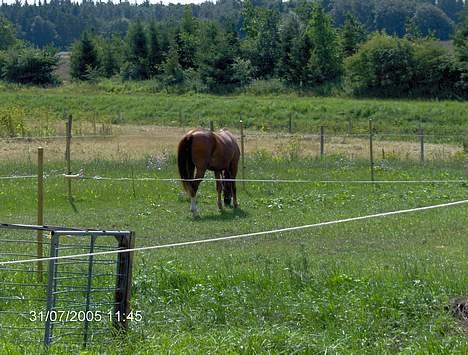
[177,134,195,195]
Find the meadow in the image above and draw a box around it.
[0,143,467,352]
[0,84,467,352]
[0,82,467,139]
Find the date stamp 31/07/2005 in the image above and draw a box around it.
[29,310,143,323]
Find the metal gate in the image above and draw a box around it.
[0,223,134,348]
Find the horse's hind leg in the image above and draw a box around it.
[215,171,223,211]
[230,162,239,209]
[190,166,206,217]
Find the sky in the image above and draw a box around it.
[1,0,214,4]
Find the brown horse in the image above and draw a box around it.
[177,128,240,217]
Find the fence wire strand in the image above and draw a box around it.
[0,199,466,267]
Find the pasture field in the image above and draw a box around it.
[0,144,467,352]
[0,83,467,138]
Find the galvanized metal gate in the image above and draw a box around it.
[0,223,134,348]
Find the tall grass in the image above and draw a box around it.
[0,82,466,137]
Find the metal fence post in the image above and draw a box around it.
[44,232,59,346]
[83,234,97,348]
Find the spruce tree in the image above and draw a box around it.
[342,13,367,57]
[125,20,149,80]
[70,31,98,80]
[306,3,342,84]
[147,21,162,77]
[279,14,310,86]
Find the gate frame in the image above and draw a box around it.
[0,223,134,347]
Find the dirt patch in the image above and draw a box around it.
[448,296,468,335]
[0,125,463,162]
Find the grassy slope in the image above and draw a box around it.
[0,83,467,136]
[0,156,467,353]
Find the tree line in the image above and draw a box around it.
[0,0,465,49]
[0,1,467,98]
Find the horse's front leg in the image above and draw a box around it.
[215,171,223,211]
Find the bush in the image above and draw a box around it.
[412,40,466,99]
[345,33,415,96]
[2,47,58,85]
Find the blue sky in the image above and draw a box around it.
[1,0,213,4]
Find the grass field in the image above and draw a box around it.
[0,83,467,139]
[0,148,467,352]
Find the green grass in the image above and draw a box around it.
[0,153,467,353]
[0,82,467,138]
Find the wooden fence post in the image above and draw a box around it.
[65,114,73,202]
[209,120,214,132]
[37,147,44,281]
[369,119,375,182]
[320,126,325,158]
[240,118,245,187]
[419,128,425,162]
[93,112,97,135]
[464,129,467,177]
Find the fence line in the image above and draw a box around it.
[0,132,465,141]
[1,199,467,267]
[1,173,467,184]
[74,175,468,184]
[0,175,37,180]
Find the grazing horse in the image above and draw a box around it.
[177,128,240,217]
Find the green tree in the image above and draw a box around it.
[147,21,163,77]
[405,17,423,41]
[124,20,149,80]
[70,31,99,80]
[162,43,184,87]
[412,40,464,98]
[306,3,342,84]
[197,22,241,92]
[3,47,58,85]
[100,39,119,78]
[0,16,17,50]
[341,12,367,57]
[278,13,310,86]
[242,4,280,79]
[413,3,454,40]
[175,7,199,70]
[374,0,414,37]
[27,16,58,47]
[346,33,415,96]
[453,10,468,62]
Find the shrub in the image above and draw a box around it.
[345,33,415,96]
[412,40,466,99]
[2,47,58,85]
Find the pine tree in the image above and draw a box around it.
[306,3,342,84]
[342,12,367,57]
[279,13,310,86]
[162,43,184,86]
[454,11,468,62]
[101,40,119,78]
[175,7,198,70]
[0,16,17,50]
[125,20,149,80]
[147,21,162,77]
[70,31,98,80]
